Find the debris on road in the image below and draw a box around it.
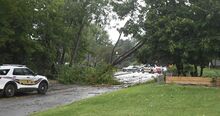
[114,71,160,86]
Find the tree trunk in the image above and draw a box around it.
[110,32,122,63]
[194,65,198,77]
[87,54,91,66]
[56,48,60,64]
[69,19,85,67]
[214,59,217,67]
[99,39,146,77]
[176,63,185,76]
[111,39,146,66]
[60,47,65,65]
[200,66,204,77]
[94,57,97,67]
[176,65,180,76]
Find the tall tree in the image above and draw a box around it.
[0,0,37,64]
[63,0,109,66]
[110,0,147,66]
[138,0,220,76]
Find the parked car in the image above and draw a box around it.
[142,66,153,73]
[142,64,167,74]
[122,66,139,72]
[0,64,49,97]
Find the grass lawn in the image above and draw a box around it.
[33,84,220,116]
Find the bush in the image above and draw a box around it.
[183,64,194,76]
[203,68,220,78]
[167,64,194,76]
[57,63,119,85]
[167,65,178,76]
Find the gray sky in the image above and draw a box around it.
[105,18,128,44]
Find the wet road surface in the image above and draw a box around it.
[0,72,158,116]
[0,83,121,116]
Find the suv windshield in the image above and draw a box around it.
[0,69,10,75]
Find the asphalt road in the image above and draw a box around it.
[0,72,157,116]
[0,83,121,116]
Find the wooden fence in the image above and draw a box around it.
[166,77,220,87]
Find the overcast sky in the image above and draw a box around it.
[105,16,129,44]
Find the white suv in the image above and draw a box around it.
[0,64,49,97]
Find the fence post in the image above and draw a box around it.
[211,77,217,87]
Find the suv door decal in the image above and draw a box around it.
[15,78,43,85]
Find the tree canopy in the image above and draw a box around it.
[0,0,219,78]
[111,0,220,76]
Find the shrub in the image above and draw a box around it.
[203,68,220,78]
[183,64,194,76]
[167,64,194,76]
[167,65,178,76]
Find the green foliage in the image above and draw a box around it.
[58,64,119,85]
[167,66,220,77]
[111,0,137,19]
[134,0,220,76]
[112,39,137,67]
[203,68,220,78]
[183,64,194,76]
[83,25,113,65]
[0,0,36,64]
[167,65,178,76]
[33,84,220,116]
[1,0,220,80]
[0,0,113,80]
[167,64,194,76]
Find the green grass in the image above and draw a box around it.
[203,68,220,78]
[33,84,220,116]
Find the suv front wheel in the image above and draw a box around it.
[38,82,48,94]
[4,84,16,97]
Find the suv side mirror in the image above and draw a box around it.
[34,73,38,76]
